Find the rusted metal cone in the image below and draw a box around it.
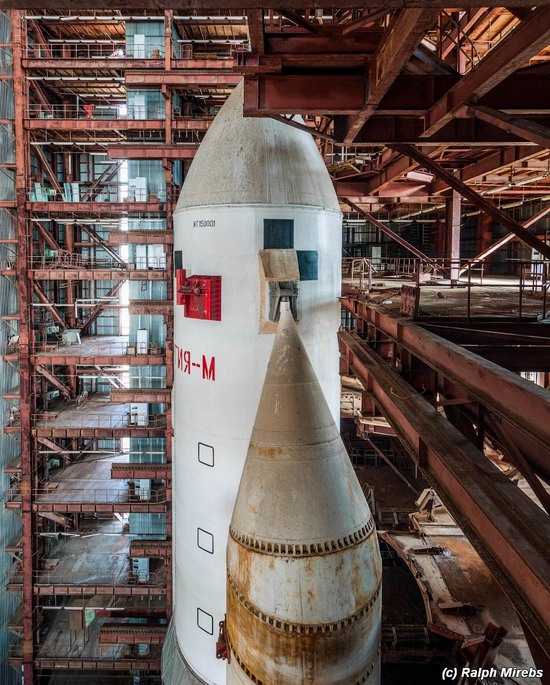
[226,302,382,685]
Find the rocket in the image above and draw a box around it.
[164,81,342,684]
[225,302,382,684]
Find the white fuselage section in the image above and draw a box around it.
[172,202,341,684]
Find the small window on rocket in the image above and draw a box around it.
[198,442,214,467]
[197,608,214,635]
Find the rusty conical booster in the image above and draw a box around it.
[226,302,382,684]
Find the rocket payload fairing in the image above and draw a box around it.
[226,303,382,684]
[164,81,342,684]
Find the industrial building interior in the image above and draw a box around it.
[0,3,549,685]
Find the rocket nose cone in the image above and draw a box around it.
[175,80,340,210]
[260,300,322,398]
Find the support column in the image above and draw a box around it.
[445,190,461,284]
[13,10,35,682]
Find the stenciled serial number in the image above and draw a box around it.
[193,219,216,228]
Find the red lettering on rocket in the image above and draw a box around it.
[174,344,216,382]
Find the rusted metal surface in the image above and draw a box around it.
[33,584,166,596]
[26,118,209,131]
[421,7,550,136]
[130,539,172,558]
[125,70,241,87]
[1,0,543,7]
[34,657,161,670]
[227,306,381,683]
[111,462,170,479]
[344,8,439,143]
[109,387,171,404]
[107,145,198,160]
[99,623,167,644]
[340,297,550,463]
[392,144,550,259]
[12,10,35,679]
[381,498,540,676]
[467,104,550,150]
[108,229,173,245]
[339,331,550,662]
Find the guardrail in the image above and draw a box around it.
[7,485,167,504]
[31,411,166,428]
[28,185,167,203]
[29,341,166,356]
[26,43,165,60]
[27,103,166,120]
[27,255,167,270]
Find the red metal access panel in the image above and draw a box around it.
[176,269,222,321]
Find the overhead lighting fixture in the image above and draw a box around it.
[406,170,434,183]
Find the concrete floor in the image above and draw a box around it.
[38,335,131,357]
[367,277,547,319]
[38,522,132,586]
[35,395,133,430]
[37,454,128,504]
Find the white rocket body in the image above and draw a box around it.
[166,81,342,684]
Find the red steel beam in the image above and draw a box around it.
[467,104,550,150]
[111,463,170,479]
[35,364,71,399]
[34,658,161,670]
[421,6,550,137]
[334,113,545,146]
[392,144,550,259]
[107,229,173,245]
[12,12,34,680]
[109,387,171,403]
[344,8,439,143]
[33,502,168,514]
[339,331,550,662]
[99,624,167,645]
[246,9,266,53]
[440,8,488,59]
[81,161,120,201]
[79,281,124,333]
[431,146,543,194]
[34,220,61,251]
[32,282,67,330]
[125,71,241,87]
[30,269,168,281]
[0,0,542,7]
[107,145,197,160]
[340,298,550,457]
[129,539,172,558]
[33,145,63,195]
[26,119,210,131]
[27,201,166,214]
[34,584,165,596]
[243,74,364,115]
[459,204,550,274]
